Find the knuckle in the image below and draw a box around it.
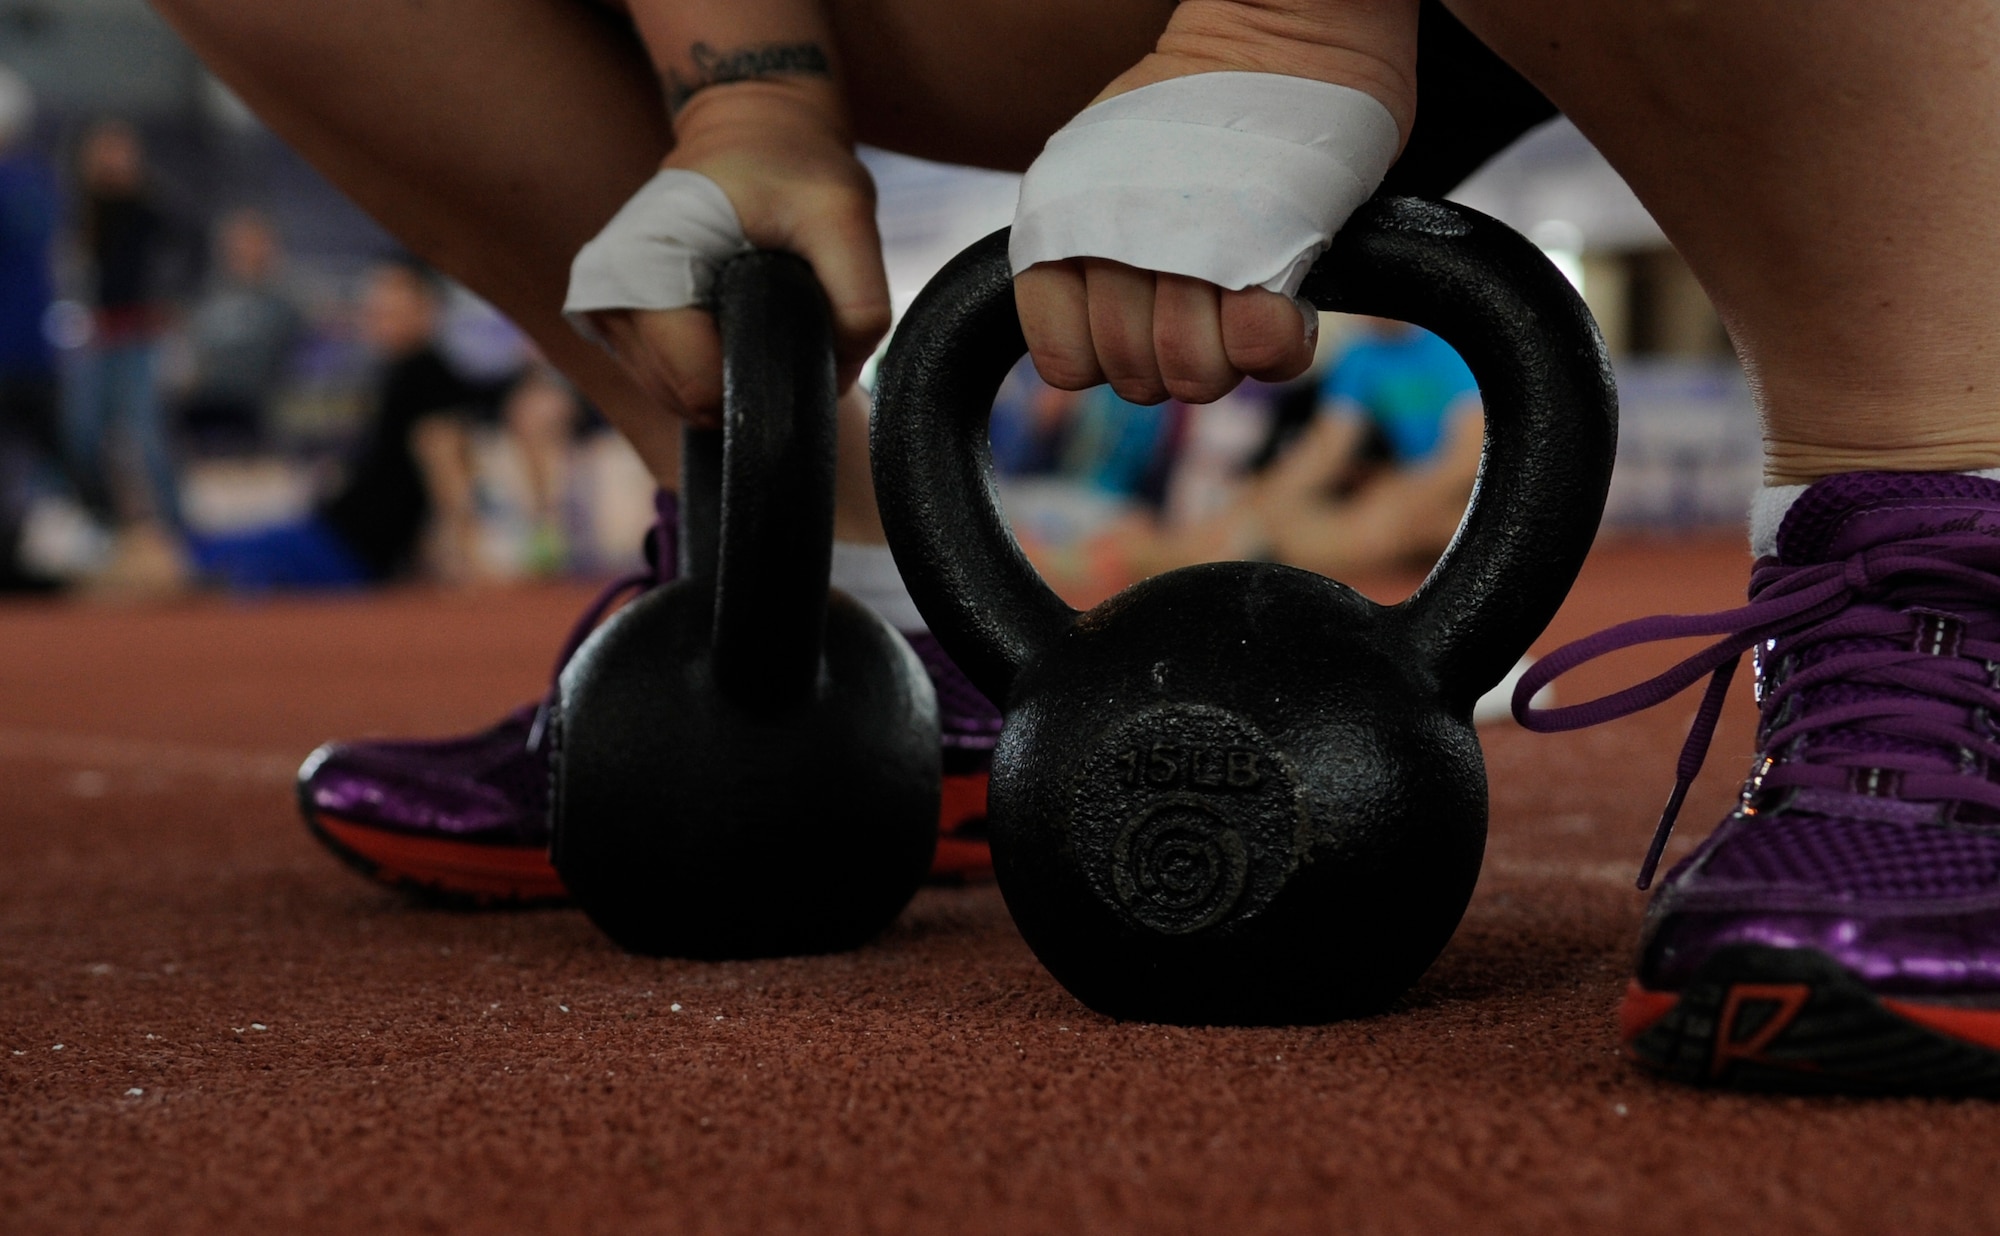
[1163,372,1236,405]
[790,182,876,238]
[1092,318,1154,367]
[666,379,719,416]
[831,179,878,217]
[1222,293,1311,378]
[1087,316,1144,363]
[657,363,719,416]
[1227,332,1300,377]
[1106,372,1168,406]
[638,373,687,417]
[1032,346,1101,391]
[632,306,703,346]
[843,299,892,341]
[1155,340,1228,387]
[1154,341,1233,406]
[1251,348,1313,383]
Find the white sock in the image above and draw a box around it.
[1747,485,1808,559]
[1748,467,2000,558]
[830,541,926,632]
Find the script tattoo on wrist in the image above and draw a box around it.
[667,41,832,113]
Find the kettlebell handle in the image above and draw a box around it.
[680,251,839,712]
[871,197,1617,712]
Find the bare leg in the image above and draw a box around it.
[148,0,1171,509]
[1266,469,1471,577]
[153,0,682,478]
[1447,0,2000,482]
[1119,410,1481,578]
[826,0,1175,170]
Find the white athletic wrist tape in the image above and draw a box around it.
[1009,72,1399,296]
[564,169,753,342]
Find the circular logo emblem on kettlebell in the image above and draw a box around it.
[1072,705,1305,936]
[1112,796,1249,934]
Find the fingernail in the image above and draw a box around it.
[1292,296,1319,347]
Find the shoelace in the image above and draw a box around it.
[524,496,679,753]
[1512,534,2000,889]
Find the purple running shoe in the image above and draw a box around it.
[298,492,1002,905]
[1517,471,2000,1093]
[912,627,1002,882]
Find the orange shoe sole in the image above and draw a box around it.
[305,769,995,906]
[1620,946,2000,1094]
[927,770,994,884]
[307,813,571,907]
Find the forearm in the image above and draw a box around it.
[1104,0,1420,140]
[571,0,888,419]
[623,0,847,132]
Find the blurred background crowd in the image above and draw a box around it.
[0,0,1761,601]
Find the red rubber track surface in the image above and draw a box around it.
[7,538,2000,1235]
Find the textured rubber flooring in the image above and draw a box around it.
[5,538,1999,1235]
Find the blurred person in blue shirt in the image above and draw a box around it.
[0,71,55,429]
[0,67,70,591]
[1317,317,1479,469]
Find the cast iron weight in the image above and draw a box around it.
[550,251,941,959]
[870,198,1617,1023]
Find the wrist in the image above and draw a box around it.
[664,40,842,114]
[670,78,852,157]
[1116,0,1418,141]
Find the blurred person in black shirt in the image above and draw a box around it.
[321,257,497,580]
[187,257,499,588]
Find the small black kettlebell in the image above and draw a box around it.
[870,198,1616,1023]
[550,251,940,959]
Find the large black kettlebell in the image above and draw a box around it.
[870,198,1616,1023]
[549,251,940,959]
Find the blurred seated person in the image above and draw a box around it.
[1061,385,1186,508]
[187,257,500,589]
[176,208,304,455]
[498,358,584,576]
[987,362,1080,478]
[1114,316,1482,581]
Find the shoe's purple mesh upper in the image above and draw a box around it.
[1775,470,2000,563]
[302,704,550,842]
[902,631,1002,749]
[1694,813,2000,898]
[304,489,1003,844]
[1516,470,2000,901]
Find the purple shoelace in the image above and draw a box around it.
[524,493,679,754]
[1512,532,2000,890]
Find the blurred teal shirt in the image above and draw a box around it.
[1317,326,1478,464]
